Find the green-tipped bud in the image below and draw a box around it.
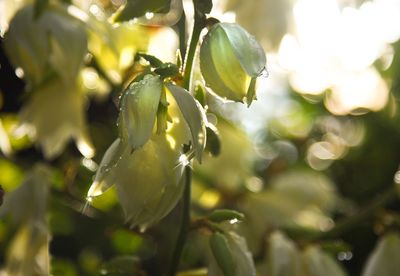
[209,232,236,276]
[208,209,245,223]
[118,75,162,150]
[200,23,266,106]
[208,232,256,276]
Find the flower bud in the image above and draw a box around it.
[208,232,256,276]
[200,23,266,106]
[209,232,236,276]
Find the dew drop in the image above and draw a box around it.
[145,12,154,19]
[15,67,24,78]
[139,225,147,233]
[337,251,353,261]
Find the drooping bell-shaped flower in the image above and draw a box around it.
[89,73,207,228]
[0,165,52,276]
[18,78,94,159]
[88,136,185,229]
[200,23,266,106]
[4,4,87,86]
[4,4,93,159]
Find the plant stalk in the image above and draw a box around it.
[182,12,205,90]
[167,166,192,276]
[167,3,207,275]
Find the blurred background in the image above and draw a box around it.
[1,0,400,275]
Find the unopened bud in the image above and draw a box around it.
[200,23,266,106]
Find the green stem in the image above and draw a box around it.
[313,186,398,240]
[182,13,206,90]
[88,54,115,88]
[167,166,192,276]
[167,4,207,275]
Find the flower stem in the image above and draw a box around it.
[168,4,207,275]
[182,10,206,90]
[167,166,192,276]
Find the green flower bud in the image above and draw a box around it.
[200,23,266,106]
[208,209,245,223]
[118,75,163,150]
[209,232,236,276]
[208,232,256,276]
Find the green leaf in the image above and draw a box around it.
[209,232,236,276]
[33,0,48,19]
[114,0,172,22]
[136,53,164,68]
[154,63,180,78]
[111,229,143,254]
[208,209,245,223]
[118,75,163,149]
[166,84,206,162]
[194,84,207,107]
[100,256,143,275]
[362,233,400,276]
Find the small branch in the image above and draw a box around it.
[312,185,398,241]
[87,54,116,89]
[167,166,192,276]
